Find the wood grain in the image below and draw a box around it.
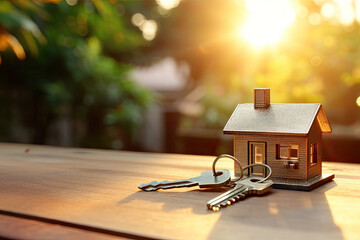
[0,214,123,240]
[0,143,359,240]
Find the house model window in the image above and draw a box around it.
[254,146,263,163]
[276,144,299,160]
[310,143,318,164]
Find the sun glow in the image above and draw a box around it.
[240,0,296,48]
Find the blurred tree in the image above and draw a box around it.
[0,0,154,149]
[151,0,360,128]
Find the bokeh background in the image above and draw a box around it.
[0,0,359,162]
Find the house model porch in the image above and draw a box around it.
[224,88,334,190]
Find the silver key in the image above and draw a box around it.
[138,169,231,191]
[207,176,273,211]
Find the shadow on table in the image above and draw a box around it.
[207,180,343,239]
[118,181,343,239]
[118,187,228,214]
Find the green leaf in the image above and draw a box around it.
[0,11,45,42]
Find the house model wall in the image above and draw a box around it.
[224,88,334,190]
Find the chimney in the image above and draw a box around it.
[254,88,270,109]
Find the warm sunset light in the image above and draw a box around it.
[1,2,360,238]
[131,13,158,41]
[156,0,181,10]
[240,0,296,48]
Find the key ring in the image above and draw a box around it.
[212,154,243,181]
[242,163,272,183]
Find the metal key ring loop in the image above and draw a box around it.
[242,163,272,183]
[212,154,243,181]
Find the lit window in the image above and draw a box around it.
[310,143,318,164]
[276,144,299,160]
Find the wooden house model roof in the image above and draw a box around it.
[223,103,331,135]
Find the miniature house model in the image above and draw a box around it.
[224,88,334,190]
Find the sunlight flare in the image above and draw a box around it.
[240,0,296,48]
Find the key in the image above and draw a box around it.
[138,169,231,191]
[207,176,273,211]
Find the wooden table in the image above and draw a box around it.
[0,143,359,240]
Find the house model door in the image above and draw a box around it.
[249,142,266,177]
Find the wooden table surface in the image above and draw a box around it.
[0,143,359,240]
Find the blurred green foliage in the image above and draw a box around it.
[0,0,153,148]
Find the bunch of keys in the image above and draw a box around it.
[138,154,273,211]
